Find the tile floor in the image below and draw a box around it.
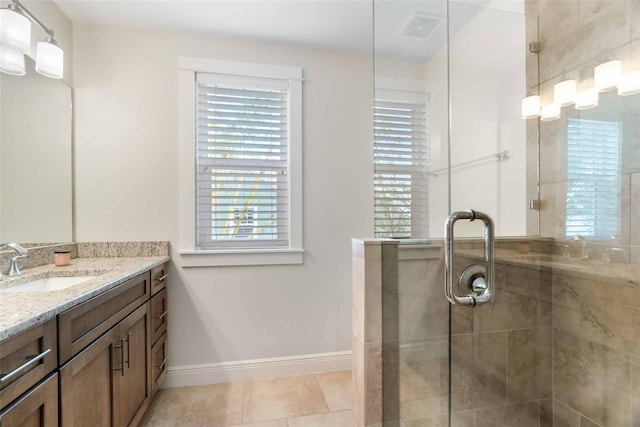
[140,370,354,427]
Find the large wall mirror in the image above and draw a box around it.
[0,56,73,244]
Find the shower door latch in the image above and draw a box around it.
[444,210,495,308]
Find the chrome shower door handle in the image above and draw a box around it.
[444,210,495,307]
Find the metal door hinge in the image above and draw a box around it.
[529,42,541,53]
[529,199,541,210]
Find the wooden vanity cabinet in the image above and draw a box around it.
[0,373,58,427]
[0,262,168,427]
[0,318,57,410]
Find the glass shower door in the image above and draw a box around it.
[445,2,549,426]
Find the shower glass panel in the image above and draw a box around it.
[372,0,640,426]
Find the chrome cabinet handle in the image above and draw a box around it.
[114,338,125,376]
[156,274,168,282]
[125,333,131,369]
[155,310,168,320]
[0,348,51,383]
[444,210,495,308]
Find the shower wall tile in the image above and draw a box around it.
[539,0,630,83]
[631,173,640,257]
[539,182,567,240]
[554,328,634,426]
[398,257,448,341]
[539,399,553,427]
[507,328,552,403]
[450,332,507,412]
[539,117,568,185]
[553,400,581,427]
[475,401,540,427]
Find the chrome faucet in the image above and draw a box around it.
[571,236,589,259]
[0,243,28,277]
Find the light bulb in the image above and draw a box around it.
[540,103,561,121]
[574,88,599,110]
[617,70,640,96]
[554,80,577,106]
[35,41,64,79]
[594,60,621,92]
[0,8,31,53]
[0,45,25,76]
[521,95,540,119]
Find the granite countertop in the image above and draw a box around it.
[0,256,170,341]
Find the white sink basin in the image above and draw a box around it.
[1,276,97,292]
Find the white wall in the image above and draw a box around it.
[426,5,528,237]
[73,24,373,372]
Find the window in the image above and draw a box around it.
[374,99,429,238]
[179,58,303,266]
[566,118,621,239]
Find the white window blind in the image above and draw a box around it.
[566,118,621,238]
[374,99,429,238]
[196,73,290,249]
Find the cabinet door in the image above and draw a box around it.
[118,303,151,427]
[60,327,120,427]
[0,373,58,427]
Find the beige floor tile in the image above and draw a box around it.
[315,370,353,412]
[226,420,288,427]
[287,410,356,427]
[139,382,245,427]
[242,374,330,423]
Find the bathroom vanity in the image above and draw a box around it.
[0,249,169,426]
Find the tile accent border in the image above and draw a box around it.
[164,351,352,388]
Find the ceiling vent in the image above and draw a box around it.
[398,12,443,39]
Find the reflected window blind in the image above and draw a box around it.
[196,73,289,249]
[374,100,429,238]
[566,118,621,238]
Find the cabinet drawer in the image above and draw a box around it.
[150,264,168,296]
[58,271,150,364]
[150,288,168,345]
[151,332,168,398]
[0,373,58,427]
[0,318,57,410]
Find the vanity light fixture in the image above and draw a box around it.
[617,70,640,96]
[0,4,30,53]
[0,0,63,79]
[521,95,540,119]
[574,87,599,110]
[553,80,577,106]
[35,38,63,78]
[594,60,621,92]
[540,102,561,121]
[0,45,25,75]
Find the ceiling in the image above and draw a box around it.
[53,0,521,62]
[52,0,454,61]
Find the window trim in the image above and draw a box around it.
[178,57,304,266]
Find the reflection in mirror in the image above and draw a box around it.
[0,56,73,244]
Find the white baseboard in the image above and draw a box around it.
[164,350,352,388]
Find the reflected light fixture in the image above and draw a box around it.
[540,102,561,121]
[0,0,63,79]
[554,80,577,106]
[521,95,540,119]
[574,87,599,110]
[594,60,621,92]
[0,45,25,75]
[35,38,63,78]
[617,70,640,96]
[0,5,30,53]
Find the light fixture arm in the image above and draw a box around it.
[9,0,56,42]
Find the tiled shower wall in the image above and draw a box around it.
[354,238,640,426]
[535,0,640,262]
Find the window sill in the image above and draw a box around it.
[179,248,305,267]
